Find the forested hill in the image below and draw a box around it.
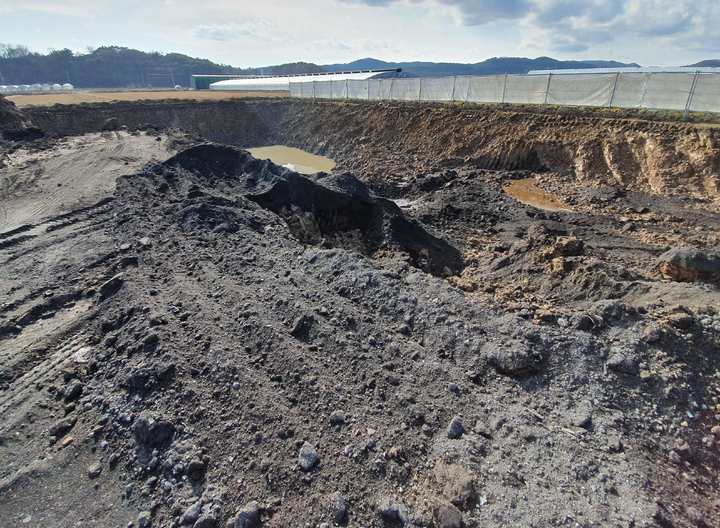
[0,46,320,88]
[0,44,647,88]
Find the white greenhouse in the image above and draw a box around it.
[209,69,400,91]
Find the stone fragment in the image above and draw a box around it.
[447,416,465,439]
[658,247,720,284]
[233,501,260,528]
[298,442,319,471]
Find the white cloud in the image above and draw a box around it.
[191,18,278,42]
[345,0,720,56]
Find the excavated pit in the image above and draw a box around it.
[2,98,720,528]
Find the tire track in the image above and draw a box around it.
[0,331,88,418]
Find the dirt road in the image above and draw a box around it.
[7,90,288,107]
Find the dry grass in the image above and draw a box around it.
[7,90,289,107]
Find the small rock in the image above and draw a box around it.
[433,502,464,528]
[137,511,152,528]
[49,417,76,438]
[329,410,346,426]
[657,247,720,285]
[485,342,544,377]
[63,380,83,402]
[666,311,694,330]
[233,501,260,528]
[139,237,152,247]
[327,492,348,525]
[132,414,175,447]
[606,352,639,375]
[447,416,465,439]
[87,462,102,479]
[187,459,206,480]
[99,274,124,300]
[377,497,409,526]
[180,502,203,525]
[298,442,319,471]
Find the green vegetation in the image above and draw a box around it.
[0,45,320,88]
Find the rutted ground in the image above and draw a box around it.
[1,95,719,528]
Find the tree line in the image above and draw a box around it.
[0,45,320,88]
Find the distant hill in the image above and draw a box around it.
[686,60,720,67]
[0,44,645,88]
[322,57,641,77]
[0,46,321,88]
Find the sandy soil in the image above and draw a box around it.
[7,90,288,107]
[0,131,178,230]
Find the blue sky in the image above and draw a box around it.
[1,0,719,66]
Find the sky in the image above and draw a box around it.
[1,0,719,67]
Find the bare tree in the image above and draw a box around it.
[0,44,31,59]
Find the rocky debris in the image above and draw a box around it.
[48,417,76,439]
[3,115,720,528]
[326,492,349,525]
[447,416,465,439]
[298,442,319,471]
[377,497,409,526]
[63,380,83,401]
[180,501,203,525]
[485,341,544,377]
[433,502,464,528]
[232,501,261,528]
[658,247,720,285]
[98,273,124,300]
[132,414,175,447]
[606,349,639,375]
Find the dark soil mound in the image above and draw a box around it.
[154,144,462,276]
[0,95,41,140]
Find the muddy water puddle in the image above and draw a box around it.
[247,145,335,175]
[504,178,571,212]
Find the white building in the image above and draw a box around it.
[209,69,400,91]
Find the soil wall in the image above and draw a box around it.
[23,99,720,199]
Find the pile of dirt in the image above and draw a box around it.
[154,144,462,275]
[1,139,719,528]
[0,95,41,141]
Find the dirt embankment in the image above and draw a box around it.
[271,102,720,201]
[23,99,720,201]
